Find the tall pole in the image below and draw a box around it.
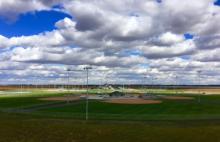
[198,70,201,103]
[143,68,148,95]
[84,66,92,121]
[150,76,153,95]
[122,78,125,94]
[143,76,146,94]
[145,69,149,95]
[152,77,157,94]
[175,75,178,95]
[86,69,89,120]
[20,80,23,95]
[153,77,157,94]
[67,68,70,103]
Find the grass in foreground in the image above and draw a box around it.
[1,90,220,141]
[1,112,220,142]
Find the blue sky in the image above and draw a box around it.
[184,34,194,40]
[215,0,220,5]
[0,10,71,38]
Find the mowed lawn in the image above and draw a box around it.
[1,94,219,121]
[2,92,220,120]
[1,92,220,141]
[2,112,220,142]
[35,98,220,120]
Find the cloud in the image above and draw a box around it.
[9,46,148,68]
[0,0,220,84]
[195,35,220,49]
[193,48,220,62]
[157,32,185,46]
[55,17,76,29]
[159,0,214,34]
[137,40,196,59]
[0,30,66,48]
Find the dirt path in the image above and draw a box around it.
[103,99,162,104]
[162,96,194,100]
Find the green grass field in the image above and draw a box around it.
[1,88,220,142]
[2,90,220,121]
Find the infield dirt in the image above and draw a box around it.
[103,98,162,104]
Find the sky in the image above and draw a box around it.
[0,0,220,85]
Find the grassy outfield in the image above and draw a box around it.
[31,96,220,120]
[0,91,70,109]
[2,112,220,142]
[1,89,220,120]
[1,89,220,141]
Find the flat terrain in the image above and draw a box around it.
[2,112,220,142]
[103,98,162,104]
[1,88,220,121]
[39,95,81,101]
[1,87,220,142]
[181,88,220,95]
[162,96,194,100]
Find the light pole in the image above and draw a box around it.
[151,77,157,94]
[143,76,147,95]
[20,79,23,95]
[175,75,178,95]
[84,66,92,121]
[197,70,202,103]
[67,68,71,103]
[146,69,151,95]
[122,77,125,94]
